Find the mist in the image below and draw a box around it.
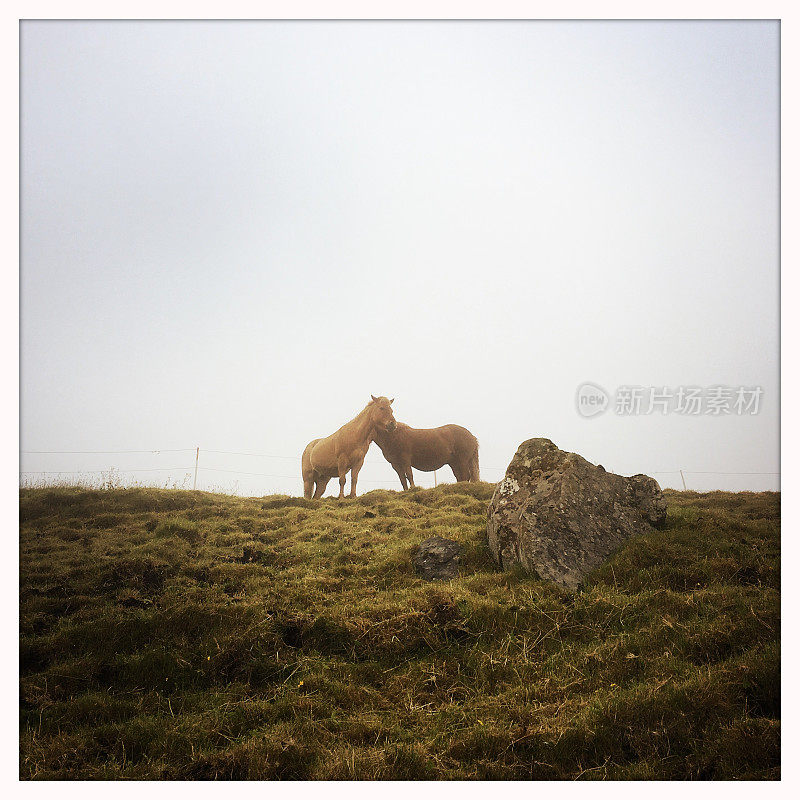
[20,20,779,496]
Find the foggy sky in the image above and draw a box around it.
[20,20,780,495]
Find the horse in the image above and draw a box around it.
[372,421,479,490]
[302,396,396,499]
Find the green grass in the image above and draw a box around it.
[20,483,780,779]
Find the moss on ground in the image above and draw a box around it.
[20,483,779,779]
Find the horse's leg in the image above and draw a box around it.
[337,457,349,499]
[392,465,408,490]
[405,465,415,489]
[303,477,314,499]
[313,477,330,499]
[451,461,468,482]
[349,457,365,499]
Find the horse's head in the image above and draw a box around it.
[369,395,397,432]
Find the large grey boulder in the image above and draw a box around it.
[487,439,666,589]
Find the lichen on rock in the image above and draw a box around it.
[487,438,666,589]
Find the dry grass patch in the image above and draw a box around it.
[20,484,779,779]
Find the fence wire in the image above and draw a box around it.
[19,447,779,489]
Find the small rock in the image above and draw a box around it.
[414,536,462,581]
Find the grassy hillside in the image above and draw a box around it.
[20,483,780,780]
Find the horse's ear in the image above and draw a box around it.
[389,398,394,405]
[370,394,378,403]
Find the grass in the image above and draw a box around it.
[20,482,779,780]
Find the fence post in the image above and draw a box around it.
[680,469,687,491]
[193,447,200,490]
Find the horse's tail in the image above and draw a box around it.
[469,440,480,482]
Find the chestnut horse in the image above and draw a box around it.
[373,422,479,490]
[302,396,396,499]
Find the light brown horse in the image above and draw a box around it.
[373,422,479,490]
[302,396,396,499]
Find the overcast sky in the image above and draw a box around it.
[20,20,779,495]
